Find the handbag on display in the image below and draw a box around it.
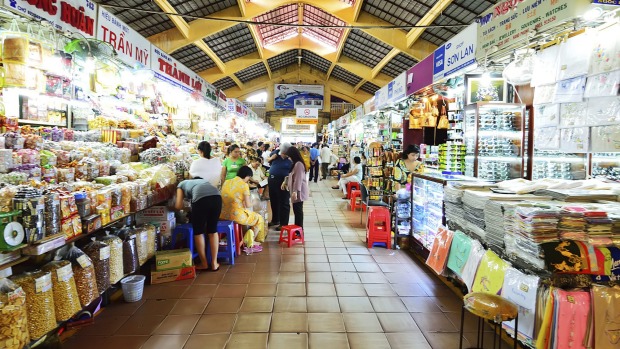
[437,105,449,129]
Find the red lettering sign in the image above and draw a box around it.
[26,0,58,16]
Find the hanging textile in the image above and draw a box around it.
[462,239,485,292]
[447,231,473,278]
[591,285,620,349]
[426,227,454,275]
[501,268,540,344]
[472,250,511,295]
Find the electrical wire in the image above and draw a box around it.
[99,4,471,30]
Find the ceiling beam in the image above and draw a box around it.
[247,22,272,79]
[353,79,365,94]
[327,27,351,80]
[237,0,247,17]
[193,40,226,73]
[229,75,245,90]
[152,0,189,38]
[406,0,454,48]
[371,48,399,79]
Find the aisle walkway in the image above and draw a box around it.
[63,179,507,349]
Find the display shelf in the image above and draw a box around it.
[464,102,526,181]
[18,119,67,127]
[532,151,587,180]
[0,256,30,271]
[591,152,620,182]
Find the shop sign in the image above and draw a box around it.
[202,81,217,105]
[151,45,204,93]
[363,96,376,114]
[433,24,477,83]
[407,54,434,95]
[97,6,150,67]
[375,86,388,110]
[592,0,620,4]
[386,72,407,104]
[5,0,97,37]
[217,90,227,109]
[295,118,318,125]
[286,124,311,131]
[274,84,324,110]
[296,108,318,118]
[476,0,592,61]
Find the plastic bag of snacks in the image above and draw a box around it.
[0,185,17,212]
[41,260,81,322]
[116,228,139,275]
[0,267,30,349]
[11,270,57,339]
[109,186,122,207]
[82,239,111,293]
[142,224,157,259]
[134,227,149,266]
[56,167,75,183]
[40,150,57,167]
[64,245,99,307]
[99,233,123,284]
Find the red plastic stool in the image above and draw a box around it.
[346,182,361,199]
[366,207,391,249]
[279,225,305,247]
[234,223,244,256]
[350,190,362,211]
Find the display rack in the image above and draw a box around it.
[364,144,385,201]
[532,151,587,180]
[591,152,620,182]
[464,102,526,181]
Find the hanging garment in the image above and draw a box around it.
[446,231,473,278]
[462,239,485,292]
[501,268,541,344]
[426,227,454,275]
[472,249,511,295]
[591,285,620,349]
[552,289,591,349]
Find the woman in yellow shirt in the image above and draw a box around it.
[220,166,267,243]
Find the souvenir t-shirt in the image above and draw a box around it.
[552,289,591,349]
[447,231,473,278]
[472,250,510,295]
[426,227,454,275]
[462,240,485,292]
[501,268,540,342]
[222,157,246,180]
[591,285,620,349]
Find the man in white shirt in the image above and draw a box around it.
[319,144,332,180]
[261,144,271,169]
[332,156,363,199]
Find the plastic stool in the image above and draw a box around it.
[233,223,243,257]
[206,220,236,265]
[366,207,391,249]
[171,224,198,258]
[460,292,519,349]
[350,190,362,211]
[346,182,361,199]
[279,225,305,247]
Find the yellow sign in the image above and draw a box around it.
[296,118,318,125]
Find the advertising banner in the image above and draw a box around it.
[363,96,376,114]
[4,0,97,37]
[386,72,407,104]
[407,54,434,95]
[217,90,227,109]
[476,0,591,60]
[433,24,477,82]
[151,46,204,93]
[274,84,324,110]
[375,86,388,110]
[202,81,218,105]
[97,6,150,67]
[592,0,620,4]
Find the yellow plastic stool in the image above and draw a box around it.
[459,292,519,349]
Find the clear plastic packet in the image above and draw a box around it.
[11,270,57,339]
[141,224,157,259]
[41,260,81,322]
[0,267,30,348]
[116,228,139,275]
[82,239,111,293]
[64,245,99,307]
[134,227,149,266]
[99,233,124,284]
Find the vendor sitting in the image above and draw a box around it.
[332,156,363,199]
[249,157,268,199]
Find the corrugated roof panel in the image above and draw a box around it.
[360,81,380,95]
[380,52,417,78]
[331,66,363,86]
[100,0,175,38]
[213,76,237,90]
[171,44,217,72]
[342,30,393,68]
[267,50,299,72]
[169,0,238,19]
[302,50,331,73]
[302,5,345,48]
[235,62,268,83]
[253,4,298,46]
[361,0,436,27]
[204,24,258,62]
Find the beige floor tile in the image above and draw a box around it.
[170,299,210,315]
[306,283,337,296]
[225,333,268,349]
[338,297,374,312]
[239,297,274,313]
[141,335,189,349]
[347,333,391,349]
[376,313,420,332]
[279,271,306,283]
[306,297,341,312]
[214,284,248,298]
[246,284,278,297]
[309,333,349,349]
[363,284,396,296]
[184,334,230,349]
[277,283,306,296]
[233,313,272,332]
[193,314,237,334]
[335,283,367,296]
[204,298,243,314]
[154,315,200,335]
[385,332,431,349]
[250,272,279,284]
[369,297,408,313]
[307,313,346,333]
[343,313,383,332]
[270,313,308,332]
[268,333,308,349]
[273,297,307,312]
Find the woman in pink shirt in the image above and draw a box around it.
[285,146,309,228]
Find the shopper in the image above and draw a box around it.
[175,179,222,271]
[249,157,268,198]
[308,143,320,183]
[261,144,271,170]
[285,146,309,228]
[320,144,332,180]
[267,143,293,230]
[220,166,267,243]
[300,146,311,171]
[189,141,221,186]
[327,153,339,172]
[393,144,423,190]
[220,144,246,184]
[333,156,363,199]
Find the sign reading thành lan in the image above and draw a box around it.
[97,6,150,67]
[4,0,97,37]
[151,45,204,94]
[475,0,592,60]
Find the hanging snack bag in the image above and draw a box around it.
[64,245,99,307]
[82,239,111,293]
[41,260,81,322]
[11,270,56,339]
[134,227,149,266]
[0,267,30,349]
[99,233,124,284]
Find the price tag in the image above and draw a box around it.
[77,254,92,268]
[100,246,111,260]
[35,273,52,293]
[8,287,24,301]
[57,264,73,283]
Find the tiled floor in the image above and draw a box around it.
[63,179,512,349]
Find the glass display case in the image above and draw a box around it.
[464,102,526,181]
[592,153,620,182]
[532,151,587,180]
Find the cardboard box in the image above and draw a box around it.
[152,217,176,235]
[155,249,193,271]
[136,206,175,224]
[150,266,196,284]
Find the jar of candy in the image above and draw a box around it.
[74,192,91,218]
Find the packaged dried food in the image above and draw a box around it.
[96,189,112,209]
[0,267,30,349]
[142,224,157,259]
[81,214,101,235]
[83,239,111,293]
[134,228,148,266]
[2,34,29,63]
[100,233,124,284]
[109,186,122,207]
[74,191,91,218]
[11,270,57,339]
[64,245,99,306]
[41,260,81,321]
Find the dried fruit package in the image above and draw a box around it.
[83,239,111,293]
[11,270,57,339]
[42,260,81,322]
[64,245,99,307]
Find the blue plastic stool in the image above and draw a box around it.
[171,223,198,259]
[206,220,236,265]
